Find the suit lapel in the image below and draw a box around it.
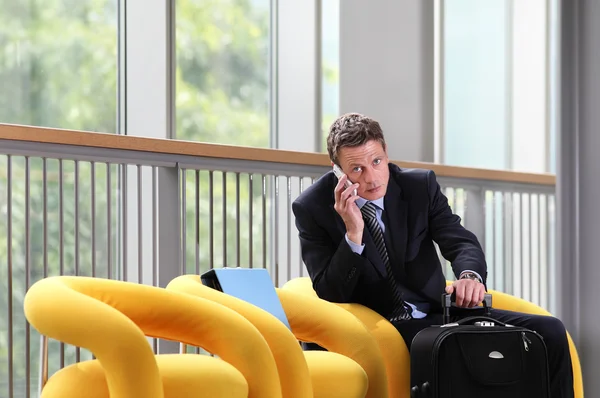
[383,175,408,273]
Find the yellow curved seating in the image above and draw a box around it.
[41,354,248,398]
[283,277,584,398]
[276,288,387,398]
[167,275,372,398]
[24,276,282,398]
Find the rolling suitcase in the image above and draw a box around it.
[409,293,550,398]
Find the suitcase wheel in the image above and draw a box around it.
[410,381,431,398]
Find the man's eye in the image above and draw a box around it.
[353,167,362,173]
[373,159,381,165]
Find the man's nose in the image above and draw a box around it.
[362,167,375,183]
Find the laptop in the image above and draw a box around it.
[201,267,292,330]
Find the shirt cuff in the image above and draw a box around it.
[460,270,483,283]
[345,233,365,255]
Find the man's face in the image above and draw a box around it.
[337,140,390,201]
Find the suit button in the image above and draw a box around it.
[347,267,356,280]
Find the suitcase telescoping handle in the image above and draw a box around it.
[442,292,492,325]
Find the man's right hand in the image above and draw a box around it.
[333,174,363,244]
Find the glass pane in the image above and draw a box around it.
[321,0,340,152]
[443,0,509,170]
[0,1,119,133]
[176,0,271,147]
[441,0,553,173]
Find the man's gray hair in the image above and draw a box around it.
[327,113,386,165]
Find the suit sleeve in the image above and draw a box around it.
[292,200,370,303]
[426,170,488,283]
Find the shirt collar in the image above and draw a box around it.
[356,196,385,211]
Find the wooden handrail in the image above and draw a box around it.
[0,123,556,186]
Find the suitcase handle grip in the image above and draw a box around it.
[449,315,510,327]
[442,293,492,324]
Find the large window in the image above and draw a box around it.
[0,2,119,396]
[0,1,118,133]
[438,0,554,173]
[175,0,271,147]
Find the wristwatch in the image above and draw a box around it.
[459,271,481,282]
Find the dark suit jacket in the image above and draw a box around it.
[292,164,487,316]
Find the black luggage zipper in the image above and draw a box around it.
[431,327,538,396]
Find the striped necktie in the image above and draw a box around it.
[361,202,412,321]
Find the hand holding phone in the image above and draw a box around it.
[332,163,363,243]
[333,164,358,196]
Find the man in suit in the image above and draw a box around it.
[292,113,574,397]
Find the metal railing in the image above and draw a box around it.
[0,124,556,398]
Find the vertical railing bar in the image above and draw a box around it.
[236,172,241,267]
[492,191,497,290]
[262,175,267,269]
[39,334,48,396]
[91,162,97,278]
[152,167,158,353]
[518,193,523,298]
[59,159,65,368]
[122,164,128,282]
[529,193,534,305]
[107,163,112,281]
[222,172,227,267]
[91,169,98,355]
[299,178,304,277]
[74,161,81,362]
[286,177,292,281]
[138,165,143,283]
[504,192,513,295]
[209,171,214,269]
[249,174,254,268]
[537,194,544,305]
[25,157,31,398]
[452,187,457,216]
[274,176,280,286]
[450,187,458,277]
[43,159,48,278]
[547,195,553,312]
[182,169,187,274]
[42,158,50,386]
[7,155,13,397]
[195,170,200,275]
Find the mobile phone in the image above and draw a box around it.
[332,164,357,196]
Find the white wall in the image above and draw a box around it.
[558,0,600,395]
[339,0,434,162]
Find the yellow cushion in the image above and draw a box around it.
[337,302,410,397]
[25,276,281,398]
[167,275,313,398]
[42,354,248,398]
[276,288,388,398]
[304,351,368,398]
[282,278,408,397]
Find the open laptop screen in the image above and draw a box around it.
[201,268,292,331]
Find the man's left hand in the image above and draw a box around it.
[445,278,485,308]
